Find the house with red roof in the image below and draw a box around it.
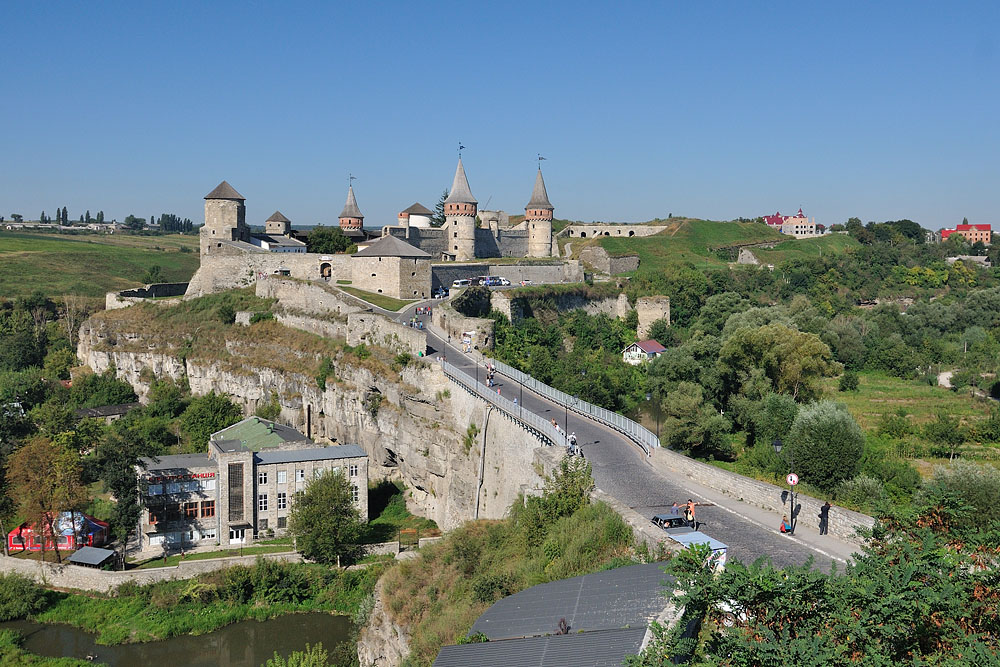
[622,339,667,365]
[762,208,819,238]
[940,223,992,245]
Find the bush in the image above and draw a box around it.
[472,572,518,603]
[918,460,1000,530]
[836,475,888,512]
[876,409,913,439]
[786,401,864,492]
[249,311,274,325]
[838,370,859,392]
[0,573,46,621]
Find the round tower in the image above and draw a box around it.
[201,180,247,255]
[339,185,364,232]
[444,158,477,261]
[525,168,554,257]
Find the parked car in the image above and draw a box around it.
[520,279,533,286]
[434,288,450,299]
[651,514,693,535]
[498,277,511,286]
[452,279,471,288]
[652,514,728,572]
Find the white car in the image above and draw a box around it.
[498,277,511,286]
[452,279,471,288]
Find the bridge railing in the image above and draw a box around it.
[441,361,567,447]
[485,358,659,455]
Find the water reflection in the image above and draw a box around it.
[1,612,351,666]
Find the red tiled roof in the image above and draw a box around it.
[955,224,991,232]
[635,340,667,354]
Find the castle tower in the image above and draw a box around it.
[525,168,554,257]
[444,158,477,260]
[201,180,247,255]
[339,186,364,232]
[265,211,291,236]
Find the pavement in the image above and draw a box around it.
[386,298,861,571]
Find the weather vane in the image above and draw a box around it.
[458,142,466,159]
[537,153,547,163]
[349,173,356,187]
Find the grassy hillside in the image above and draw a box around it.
[752,233,861,264]
[593,219,785,271]
[0,231,200,299]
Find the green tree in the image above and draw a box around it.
[123,214,145,231]
[431,189,449,226]
[838,369,859,391]
[42,347,76,381]
[178,392,243,450]
[646,318,672,345]
[92,431,150,546]
[922,413,968,460]
[785,401,864,492]
[0,573,46,621]
[69,370,136,408]
[306,225,353,254]
[660,382,732,459]
[142,264,163,284]
[289,469,367,565]
[28,401,76,436]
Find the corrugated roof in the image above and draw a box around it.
[255,444,366,465]
[444,158,477,205]
[67,546,116,566]
[210,417,309,451]
[524,168,553,211]
[471,562,670,640]
[339,185,364,219]
[141,453,217,472]
[253,233,307,247]
[266,211,291,223]
[434,627,647,667]
[204,180,245,200]
[634,340,667,354]
[352,234,431,258]
[401,202,434,216]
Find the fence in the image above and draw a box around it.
[441,361,568,448]
[485,359,659,455]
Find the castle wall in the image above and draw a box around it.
[430,260,584,291]
[565,224,664,238]
[185,251,352,297]
[351,256,431,300]
[579,246,640,275]
[635,296,671,338]
[384,227,451,260]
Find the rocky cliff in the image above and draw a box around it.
[77,313,547,531]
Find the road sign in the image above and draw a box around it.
[786,473,799,486]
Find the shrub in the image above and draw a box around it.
[472,572,518,603]
[918,460,1000,530]
[249,311,274,325]
[876,409,913,439]
[786,401,864,492]
[0,573,46,621]
[264,642,330,667]
[838,370,859,392]
[836,475,888,512]
[217,303,236,324]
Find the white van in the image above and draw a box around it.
[452,279,471,288]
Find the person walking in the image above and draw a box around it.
[684,500,696,529]
[819,501,831,535]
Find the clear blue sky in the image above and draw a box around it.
[1,2,997,229]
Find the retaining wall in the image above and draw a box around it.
[105,282,189,310]
[430,261,583,291]
[432,301,494,350]
[579,246,640,275]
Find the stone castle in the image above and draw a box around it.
[185,159,557,300]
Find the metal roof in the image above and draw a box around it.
[444,158,477,205]
[669,531,728,551]
[253,233,307,247]
[141,453,217,472]
[352,234,431,258]
[524,168,554,211]
[67,546,116,566]
[339,185,364,219]
[210,417,308,451]
[255,444,366,465]
[204,180,245,200]
[470,562,671,640]
[434,627,647,667]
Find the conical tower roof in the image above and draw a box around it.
[525,168,553,210]
[204,180,245,200]
[339,186,363,219]
[444,158,477,205]
[266,211,290,223]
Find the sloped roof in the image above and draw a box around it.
[252,233,307,247]
[434,627,647,667]
[255,444,366,465]
[210,416,309,451]
[141,453,217,473]
[633,340,667,354]
[68,546,116,567]
[524,168,554,210]
[401,202,434,216]
[956,224,991,231]
[266,211,290,223]
[339,185,363,219]
[445,158,477,205]
[204,180,245,200]
[352,234,431,258]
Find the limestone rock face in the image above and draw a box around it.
[77,318,545,531]
[357,578,410,667]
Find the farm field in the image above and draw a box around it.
[0,231,200,299]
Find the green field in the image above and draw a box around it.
[0,231,200,299]
[593,219,785,271]
[752,233,861,264]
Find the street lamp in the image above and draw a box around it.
[773,438,796,529]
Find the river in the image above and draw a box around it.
[0,612,352,666]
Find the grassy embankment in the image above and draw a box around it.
[0,630,90,666]
[337,286,412,311]
[0,231,200,300]
[378,459,663,666]
[751,233,861,264]
[33,558,385,646]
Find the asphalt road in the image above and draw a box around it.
[394,303,843,571]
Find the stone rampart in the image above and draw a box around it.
[106,283,189,310]
[566,224,665,239]
[257,276,363,317]
[186,252,352,297]
[346,312,426,356]
[430,261,583,291]
[431,301,494,350]
[579,245,640,275]
[635,296,671,338]
[0,551,301,593]
[648,448,874,544]
[490,288,630,324]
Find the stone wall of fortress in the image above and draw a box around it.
[185,250,353,297]
[565,224,665,239]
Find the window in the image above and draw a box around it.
[277,492,287,510]
[166,482,181,494]
[148,509,160,525]
[183,480,200,492]
[201,500,215,518]
[314,468,324,479]
[295,490,304,500]
[296,469,305,482]
[201,529,216,541]
[352,484,360,503]
[258,494,268,511]
[259,518,268,531]
[277,516,286,529]
[277,470,286,484]
[184,502,199,518]
[147,484,162,496]
[349,464,359,477]
[258,471,268,485]
[202,478,216,491]
[228,463,244,522]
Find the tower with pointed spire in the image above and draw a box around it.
[201,180,248,255]
[444,158,477,261]
[339,185,364,232]
[525,168,554,257]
